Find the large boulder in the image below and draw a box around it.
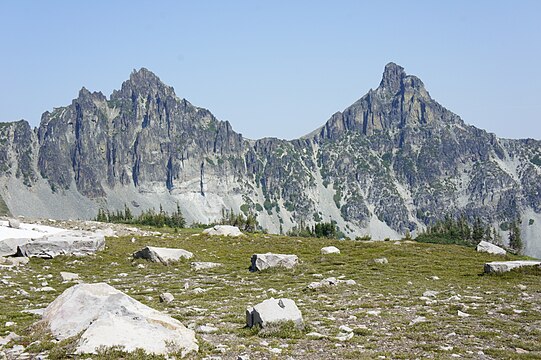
[8,219,20,229]
[250,253,298,271]
[0,238,30,257]
[202,225,243,237]
[246,298,303,328]
[39,283,197,356]
[133,246,193,265]
[0,222,69,256]
[484,260,541,274]
[16,231,105,258]
[476,241,506,256]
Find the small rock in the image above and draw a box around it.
[269,348,282,354]
[335,332,354,341]
[423,290,438,298]
[60,272,79,282]
[457,310,470,318]
[191,262,222,271]
[306,332,326,339]
[197,325,218,334]
[516,348,529,354]
[373,257,388,264]
[159,292,174,303]
[36,286,55,292]
[339,325,353,333]
[409,316,427,325]
[320,246,340,255]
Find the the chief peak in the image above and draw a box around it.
[379,62,406,93]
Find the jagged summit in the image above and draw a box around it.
[112,67,175,100]
[129,67,162,84]
[379,62,406,93]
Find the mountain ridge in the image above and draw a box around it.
[1,63,541,257]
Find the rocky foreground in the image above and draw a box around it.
[0,221,540,359]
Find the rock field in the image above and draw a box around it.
[0,219,540,359]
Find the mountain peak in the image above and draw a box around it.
[112,68,175,100]
[129,67,162,84]
[379,62,406,93]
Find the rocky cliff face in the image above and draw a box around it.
[1,63,541,256]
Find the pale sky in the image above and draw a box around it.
[0,0,540,140]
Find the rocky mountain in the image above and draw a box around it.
[1,63,541,257]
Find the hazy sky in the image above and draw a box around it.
[1,1,540,140]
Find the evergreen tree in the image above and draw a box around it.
[509,220,522,252]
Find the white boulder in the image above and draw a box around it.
[250,253,298,271]
[373,257,389,264]
[246,298,303,328]
[484,260,541,274]
[0,238,29,257]
[39,283,197,356]
[202,225,243,237]
[159,292,174,303]
[133,246,193,265]
[320,246,340,255]
[476,241,506,256]
[60,272,79,282]
[8,219,20,229]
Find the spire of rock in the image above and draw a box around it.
[129,68,162,85]
[379,62,406,94]
[112,68,175,100]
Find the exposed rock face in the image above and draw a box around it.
[250,253,299,271]
[39,283,197,356]
[246,298,303,328]
[1,63,541,257]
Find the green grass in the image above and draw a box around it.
[0,228,540,359]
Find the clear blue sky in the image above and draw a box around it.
[1,0,540,140]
